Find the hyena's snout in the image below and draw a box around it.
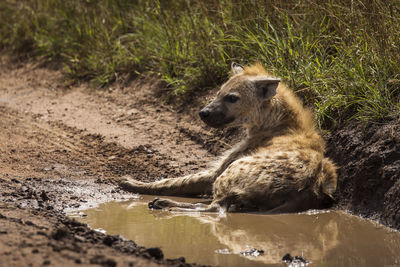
[199,103,234,128]
[198,108,210,120]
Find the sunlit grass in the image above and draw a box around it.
[1,0,399,127]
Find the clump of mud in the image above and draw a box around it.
[327,117,400,229]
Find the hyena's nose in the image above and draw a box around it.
[199,109,210,119]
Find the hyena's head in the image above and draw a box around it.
[199,62,280,128]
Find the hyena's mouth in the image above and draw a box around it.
[199,112,235,128]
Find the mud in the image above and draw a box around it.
[327,118,400,228]
[0,54,399,266]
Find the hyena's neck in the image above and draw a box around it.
[246,98,297,141]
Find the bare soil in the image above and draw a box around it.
[0,55,399,267]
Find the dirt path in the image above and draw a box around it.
[0,59,219,173]
[0,57,226,266]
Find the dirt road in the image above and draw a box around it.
[0,57,229,267]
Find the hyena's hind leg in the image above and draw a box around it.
[119,171,215,197]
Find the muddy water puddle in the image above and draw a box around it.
[69,195,400,267]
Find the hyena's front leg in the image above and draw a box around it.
[148,198,220,212]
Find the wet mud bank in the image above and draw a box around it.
[0,121,204,267]
[327,118,400,229]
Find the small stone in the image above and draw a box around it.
[103,235,118,247]
[282,253,310,266]
[52,227,70,240]
[144,247,164,260]
[25,220,35,226]
[40,191,49,201]
[282,253,293,263]
[74,235,85,242]
[37,231,48,237]
[240,248,264,257]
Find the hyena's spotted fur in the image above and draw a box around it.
[120,63,337,213]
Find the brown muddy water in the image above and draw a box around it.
[69,195,400,267]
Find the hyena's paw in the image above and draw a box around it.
[118,175,145,192]
[148,198,176,210]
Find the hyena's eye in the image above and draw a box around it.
[224,94,240,103]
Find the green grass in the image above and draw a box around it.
[1,0,399,127]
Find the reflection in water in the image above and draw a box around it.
[70,195,400,267]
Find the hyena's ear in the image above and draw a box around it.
[250,76,280,100]
[231,62,244,75]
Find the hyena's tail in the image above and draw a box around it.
[119,171,215,197]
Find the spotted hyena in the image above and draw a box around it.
[120,62,337,213]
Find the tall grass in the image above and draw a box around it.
[1,0,399,127]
